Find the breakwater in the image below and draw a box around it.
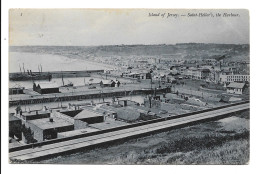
[9,70,104,80]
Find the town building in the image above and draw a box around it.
[24,117,74,142]
[184,67,211,80]
[219,74,250,83]
[9,114,22,140]
[18,110,51,121]
[208,70,221,83]
[9,87,24,95]
[54,108,104,129]
[226,82,246,95]
[124,69,152,80]
[73,109,104,129]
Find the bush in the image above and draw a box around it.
[21,124,37,144]
[155,131,249,154]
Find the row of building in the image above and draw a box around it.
[122,66,250,85]
[31,80,121,94]
[10,91,208,144]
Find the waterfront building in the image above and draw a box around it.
[9,87,24,95]
[33,82,60,94]
[100,80,116,87]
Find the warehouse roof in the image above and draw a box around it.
[21,110,51,117]
[35,82,60,89]
[27,117,73,130]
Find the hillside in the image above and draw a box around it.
[9,43,249,62]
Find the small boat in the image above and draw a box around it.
[61,72,73,87]
[62,81,73,87]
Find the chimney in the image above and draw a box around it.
[124,100,127,107]
[49,117,54,122]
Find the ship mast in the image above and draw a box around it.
[19,64,22,74]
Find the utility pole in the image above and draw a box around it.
[149,94,152,108]
[23,63,25,74]
[61,72,64,86]
[150,77,152,90]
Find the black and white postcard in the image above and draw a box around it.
[8,9,249,165]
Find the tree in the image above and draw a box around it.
[21,124,36,144]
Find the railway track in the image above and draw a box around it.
[9,102,249,161]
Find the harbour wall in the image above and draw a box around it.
[9,70,105,79]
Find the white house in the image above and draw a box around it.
[219,74,250,83]
[226,82,246,95]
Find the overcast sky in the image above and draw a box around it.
[9,9,249,46]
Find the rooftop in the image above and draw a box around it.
[9,115,21,122]
[74,109,103,120]
[21,110,51,117]
[35,82,60,89]
[89,118,130,130]
[100,80,114,85]
[27,117,73,130]
[227,82,245,89]
[115,106,141,121]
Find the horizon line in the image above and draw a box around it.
[9,42,250,47]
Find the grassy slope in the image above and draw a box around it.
[27,110,250,165]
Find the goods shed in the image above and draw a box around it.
[33,82,60,94]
